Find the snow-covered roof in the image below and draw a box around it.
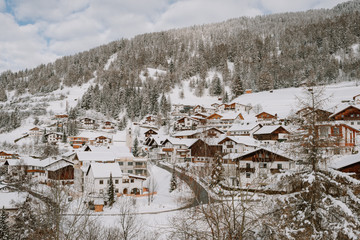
[84,145,134,158]
[76,152,117,162]
[223,153,243,160]
[228,123,260,132]
[164,137,199,147]
[330,154,360,169]
[0,192,28,209]
[87,162,122,178]
[218,136,259,146]
[329,103,360,118]
[234,147,293,161]
[77,131,113,140]
[45,159,73,171]
[5,156,57,167]
[219,112,242,120]
[253,125,288,135]
[172,130,199,137]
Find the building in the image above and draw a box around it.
[330,153,360,179]
[253,125,290,144]
[227,123,262,137]
[255,112,278,125]
[218,136,258,155]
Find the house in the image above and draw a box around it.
[172,130,200,139]
[54,114,69,120]
[255,112,278,124]
[200,127,225,138]
[330,153,360,179]
[0,151,18,161]
[143,115,156,124]
[68,136,89,148]
[79,118,97,129]
[45,132,63,144]
[227,123,262,137]
[231,148,295,187]
[144,129,158,138]
[315,123,359,154]
[188,139,222,163]
[192,105,207,114]
[4,157,74,184]
[175,116,202,131]
[296,107,333,122]
[206,112,244,131]
[159,138,199,163]
[253,125,290,144]
[90,136,112,146]
[84,162,145,196]
[245,89,252,94]
[102,121,115,130]
[218,136,259,155]
[217,103,251,113]
[329,104,360,129]
[0,192,28,213]
[29,127,43,137]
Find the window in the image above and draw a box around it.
[277,164,282,169]
[107,180,110,184]
[99,180,103,184]
[128,162,133,166]
[259,163,267,168]
[246,173,251,178]
[131,179,134,183]
[123,179,129,183]
[128,170,133,174]
[333,127,340,135]
[115,179,119,184]
[246,163,251,168]
[119,162,123,165]
[351,122,354,125]
[135,162,143,166]
[115,189,119,193]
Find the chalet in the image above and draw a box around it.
[172,130,200,139]
[227,123,262,137]
[201,127,225,138]
[175,116,202,131]
[206,112,244,131]
[144,129,158,138]
[54,114,68,120]
[0,192,28,213]
[217,102,251,113]
[4,157,74,184]
[232,148,294,186]
[143,115,156,124]
[253,125,290,144]
[192,105,207,114]
[255,112,278,124]
[29,127,43,137]
[316,123,359,154]
[159,138,199,163]
[68,136,89,148]
[102,121,115,129]
[188,139,222,163]
[0,151,18,161]
[329,104,360,129]
[45,132,63,144]
[84,162,145,196]
[90,135,112,146]
[245,89,252,94]
[296,107,333,122]
[172,104,193,115]
[218,136,258,155]
[330,153,360,180]
[79,118,97,129]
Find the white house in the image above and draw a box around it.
[84,162,145,196]
[227,123,262,137]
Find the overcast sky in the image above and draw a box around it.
[0,0,349,73]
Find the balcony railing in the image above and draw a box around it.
[237,167,255,173]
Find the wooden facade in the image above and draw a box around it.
[235,149,290,163]
[338,162,360,180]
[253,126,289,141]
[255,112,277,120]
[330,106,360,121]
[189,139,222,161]
[48,165,74,181]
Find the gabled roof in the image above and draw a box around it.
[228,123,261,132]
[4,157,64,168]
[218,136,258,146]
[172,130,199,137]
[162,138,199,147]
[76,152,117,162]
[234,147,293,161]
[253,125,289,135]
[87,162,122,178]
[330,153,360,169]
[329,104,360,118]
[255,111,276,118]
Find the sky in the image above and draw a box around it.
[0,0,350,73]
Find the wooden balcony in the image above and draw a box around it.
[270,169,281,174]
[163,148,174,152]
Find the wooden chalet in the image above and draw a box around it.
[296,107,333,122]
[0,151,18,160]
[253,126,289,142]
[188,139,222,163]
[193,105,207,113]
[69,136,89,148]
[80,118,97,129]
[331,154,360,180]
[329,105,360,122]
[29,127,42,137]
[255,112,277,122]
[102,121,115,129]
[175,116,202,131]
[144,129,158,138]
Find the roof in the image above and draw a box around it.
[163,138,199,147]
[172,130,199,137]
[76,152,117,162]
[45,159,73,171]
[87,162,122,178]
[253,125,289,135]
[228,123,261,132]
[330,154,360,169]
[218,136,259,146]
[223,153,244,160]
[84,145,134,158]
[234,147,293,161]
[5,157,57,167]
[329,103,360,118]
[77,131,113,140]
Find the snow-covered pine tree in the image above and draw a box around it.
[169,167,178,193]
[41,128,47,144]
[222,91,229,103]
[0,88,7,102]
[0,207,9,240]
[62,129,67,143]
[211,74,222,96]
[132,137,139,157]
[108,173,115,207]
[210,152,224,187]
[231,74,244,99]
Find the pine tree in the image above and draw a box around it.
[211,74,222,96]
[41,128,47,144]
[0,88,7,102]
[169,167,178,193]
[0,207,9,240]
[62,129,67,143]
[222,91,229,103]
[231,74,244,98]
[108,173,115,207]
[132,137,139,157]
[210,153,224,187]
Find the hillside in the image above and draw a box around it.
[0,0,360,128]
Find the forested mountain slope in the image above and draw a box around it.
[1,0,360,121]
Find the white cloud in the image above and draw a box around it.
[0,0,351,73]
[0,0,5,12]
